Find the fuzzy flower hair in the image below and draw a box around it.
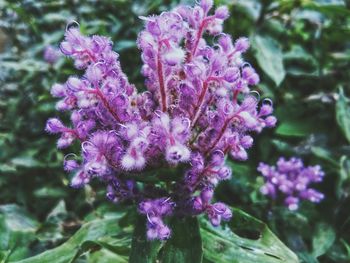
[46,0,276,240]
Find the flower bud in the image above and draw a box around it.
[200,0,213,13]
[239,111,258,129]
[234,37,250,53]
[147,21,161,36]
[51,83,66,98]
[164,47,185,66]
[242,67,260,85]
[86,64,103,83]
[64,159,79,171]
[60,41,73,55]
[166,143,190,164]
[218,166,232,180]
[218,34,233,53]
[265,116,277,127]
[45,118,65,133]
[241,135,253,149]
[224,67,240,83]
[201,188,214,203]
[215,6,229,20]
[259,103,273,116]
[57,132,75,149]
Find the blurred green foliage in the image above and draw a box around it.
[0,0,350,262]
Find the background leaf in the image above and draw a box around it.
[201,208,299,263]
[252,35,285,86]
[15,214,127,263]
[336,87,350,143]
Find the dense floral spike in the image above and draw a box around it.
[258,157,324,210]
[47,0,276,240]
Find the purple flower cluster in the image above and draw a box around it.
[258,157,324,211]
[46,0,276,240]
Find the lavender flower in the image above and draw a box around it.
[258,157,325,211]
[47,1,276,240]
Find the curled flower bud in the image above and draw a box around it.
[51,83,66,98]
[200,0,213,13]
[146,20,161,36]
[64,159,79,171]
[242,67,259,85]
[265,116,277,127]
[241,135,253,149]
[215,6,229,20]
[46,118,65,134]
[234,37,250,53]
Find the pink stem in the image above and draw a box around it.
[205,113,243,156]
[93,88,121,123]
[191,80,209,128]
[157,44,167,112]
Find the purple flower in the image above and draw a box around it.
[47,0,277,240]
[258,157,325,210]
[44,45,61,64]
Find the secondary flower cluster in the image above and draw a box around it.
[44,45,61,64]
[46,0,276,240]
[258,157,324,211]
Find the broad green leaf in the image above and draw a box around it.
[336,87,350,143]
[276,120,313,137]
[15,215,125,263]
[311,146,339,168]
[160,217,203,263]
[34,187,67,199]
[201,208,299,263]
[10,156,42,168]
[0,205,39,262]
[312,223,336,258]
[129,216,162,263]
[87,248,128,263]
[252,35,285,86]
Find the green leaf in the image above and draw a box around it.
[337,156,350,199]
[160,217,203,263]
[252,35,285,86]
[129,216,162,263]
[87,248,129,263]
[10,156,42,168]
[275,120,313,137]
[0,205,39,262]
[311,146,339,168]
[336,87,350,143]
[201,208,299,263]
[312,223,336,258]
[14,214,125,263]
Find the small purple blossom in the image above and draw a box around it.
[46,0,277,240]
[43,45,61,64]
[258,157,325,211]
